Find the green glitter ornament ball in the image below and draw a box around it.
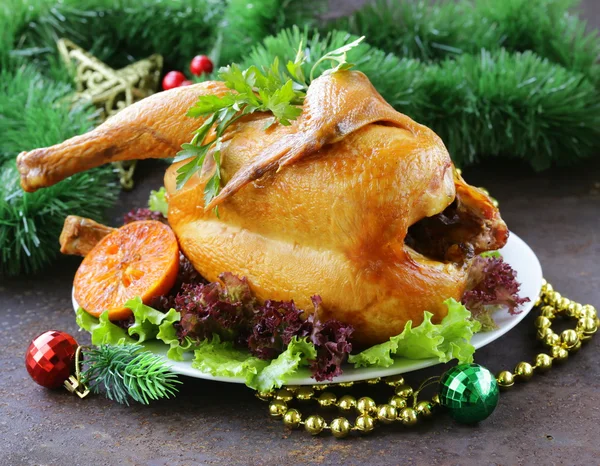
[439,363,499,424]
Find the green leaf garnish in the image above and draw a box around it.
[309,35,365,81]
[348,299,481,368]
[148,187,169,217]
[176,37,365,211]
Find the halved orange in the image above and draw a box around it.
[74,220,179,320]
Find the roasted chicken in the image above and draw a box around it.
[17,71,508,345]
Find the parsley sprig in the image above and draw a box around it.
[175,36,365,211]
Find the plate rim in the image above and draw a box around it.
[72,231,543,385]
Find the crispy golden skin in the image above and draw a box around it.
[60,215,115,256]
[17,71,507,345]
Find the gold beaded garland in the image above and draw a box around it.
[258,281,596,438]
[384,375,405,386]
[337,395,357,412]
[355,414,375,434]
[534,353,553,371]
[257,391,274,401]
[551,345,569,361]
[296,387,314,401]
[283,409,301,428]
[543,332,561,347]
[569,341,582,353]
[388,395,408,409]
[515,362,534,381]
[317,392,337,408]
[377,404,397,423]
[269,400,288,418]
[330,417,351,438]
[416,401,433,418]
[577,317,597,335]
[357,397,378,415]
[395,384,414,398]
[580,305,597,320]
[540,306,556,319]
[535,316,552,330]
[497,370,514,389]
[557,297,571,311]
[275,388,294,402]
[560,329,579,349]
[305,415,325,435]
[400,407,418,426]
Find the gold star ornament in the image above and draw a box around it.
[58,38,164,119]
[58,39,164,188]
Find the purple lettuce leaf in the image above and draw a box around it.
[462,256,529,330]
[123,208,168,224]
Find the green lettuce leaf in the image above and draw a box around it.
[192,335,269,385]
[192,335,317,391]
[76,299,196,360]
[156,309,195,361]
[247,337,317,392]
[148,187,168,217]
[75,308,134,345]
[480,250,502,259]
[471,306,500,332]
[348,299,481,368]
[125,297,173,343]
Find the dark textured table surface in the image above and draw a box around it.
[2,2,600,465]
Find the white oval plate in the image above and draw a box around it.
[73,232,542,385]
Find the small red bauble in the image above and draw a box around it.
[190,55,213,76]
[180,80,193,86]
[25,330,78,389]
[162,71,186,91]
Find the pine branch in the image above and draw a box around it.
[0,162,119,276]
[330,0,600,85]
[247,28,600,169]
[416,50,600,169]
[8,0,224,72]
[217,0,325,66]
[82,344,181,405]
[0,63,96,165]
[0,63,119,276]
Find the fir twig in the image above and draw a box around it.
[247,28,600,169]
[82,345,181,405]
[6,0,224,72]
[331,0,600,85]
[217,0,325,66]
[0,63,119,276]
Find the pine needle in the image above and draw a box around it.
[247,28,600,169]
[1,0,599,277]
[217,0,325,66]
[0,63,118,276]
[7,0,224,72]
[332,0,600,84]
[82,344,181,405]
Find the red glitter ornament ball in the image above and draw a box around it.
[25,330,78,389]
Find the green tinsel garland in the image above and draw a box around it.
[1,0,599,277]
